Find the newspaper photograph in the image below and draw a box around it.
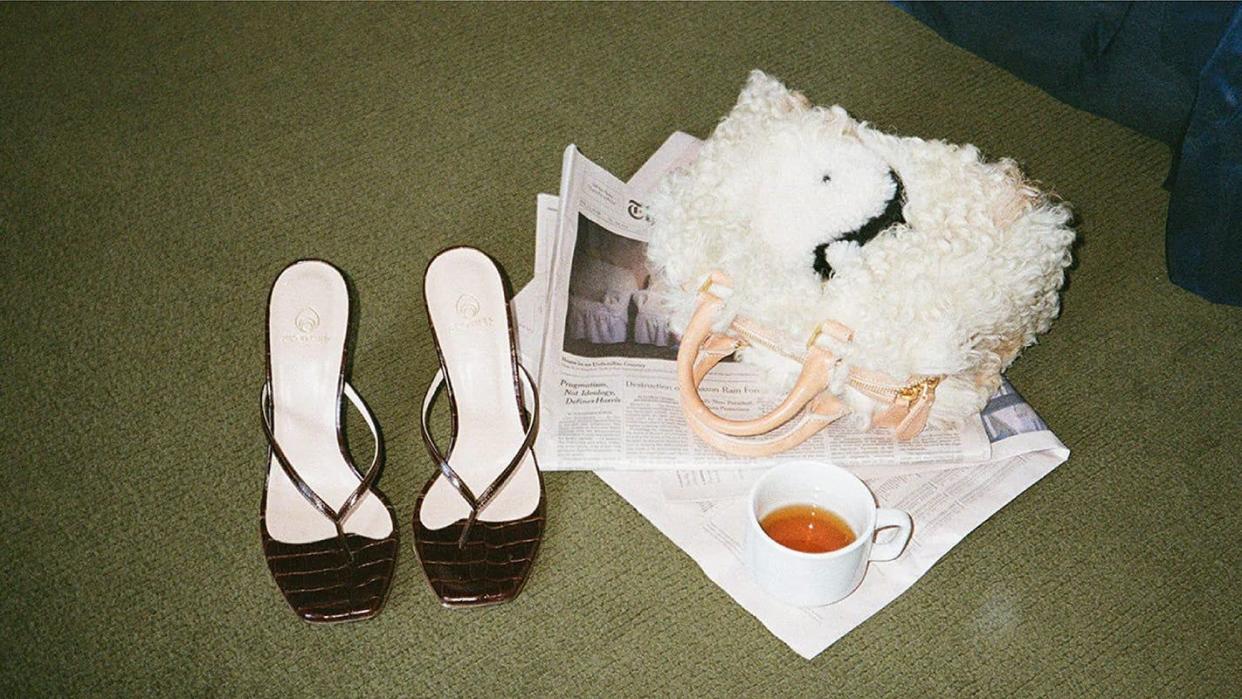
[527,136,995,472]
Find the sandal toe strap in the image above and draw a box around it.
[420,363,540,532]
[261,381,384,530]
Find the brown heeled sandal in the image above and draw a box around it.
[413,247,546,607]
[259,260,398,622]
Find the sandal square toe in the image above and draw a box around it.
[413,492,545,607]
[260,259,399,624]
[413,247,547,607]
[261,498,399,623]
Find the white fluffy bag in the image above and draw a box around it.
[646,70,1075,455]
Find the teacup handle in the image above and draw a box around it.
[870,508,913,562]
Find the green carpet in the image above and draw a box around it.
[2,3,1239,696]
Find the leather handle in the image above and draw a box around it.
[676,290,836,438]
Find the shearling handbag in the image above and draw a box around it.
[645,71,1075,456]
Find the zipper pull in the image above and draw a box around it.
[893,376,941,440]
[874,376,941,438]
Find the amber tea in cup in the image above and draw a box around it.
[745,461,913,606]
[760,503,856,553]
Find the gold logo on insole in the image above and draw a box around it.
[294,307,320,334]
[456,295,480,319]
[281,307,328,344]
[452,294,493,330]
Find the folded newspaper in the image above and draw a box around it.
[511,134,1069,659]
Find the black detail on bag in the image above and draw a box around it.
[814,171,905,279]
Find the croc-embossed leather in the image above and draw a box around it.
[260,495,398,622]
[260,260,398,623]
[413,490,544,606]
[413,247,546,607]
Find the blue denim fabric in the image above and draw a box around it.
[896,1,1242,305]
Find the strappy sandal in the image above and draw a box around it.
[259,260,398,623]
[414,247,545,607]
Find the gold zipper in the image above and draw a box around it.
[730,318,801,361]
[896,376,941,403]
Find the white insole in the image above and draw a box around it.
[265,261,393,543]
[419,248,541,529]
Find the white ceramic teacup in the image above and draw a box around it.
[743,460,913,607]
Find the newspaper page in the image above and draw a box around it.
[531,136,995,473]
[513,193,560,370]
[597,444,1068,659]
[517,229,1070,658]
[514,173,1070,658]
[658,376,1062,491]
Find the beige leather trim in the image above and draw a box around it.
[677,293,837,438]
[677,270,943,451]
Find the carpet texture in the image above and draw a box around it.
[2,4,1239,696]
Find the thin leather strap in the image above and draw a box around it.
[420,363,540,544]
[332,384,385,524]
[260,381,383,527]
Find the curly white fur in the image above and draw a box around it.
[646,70,1075,427]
